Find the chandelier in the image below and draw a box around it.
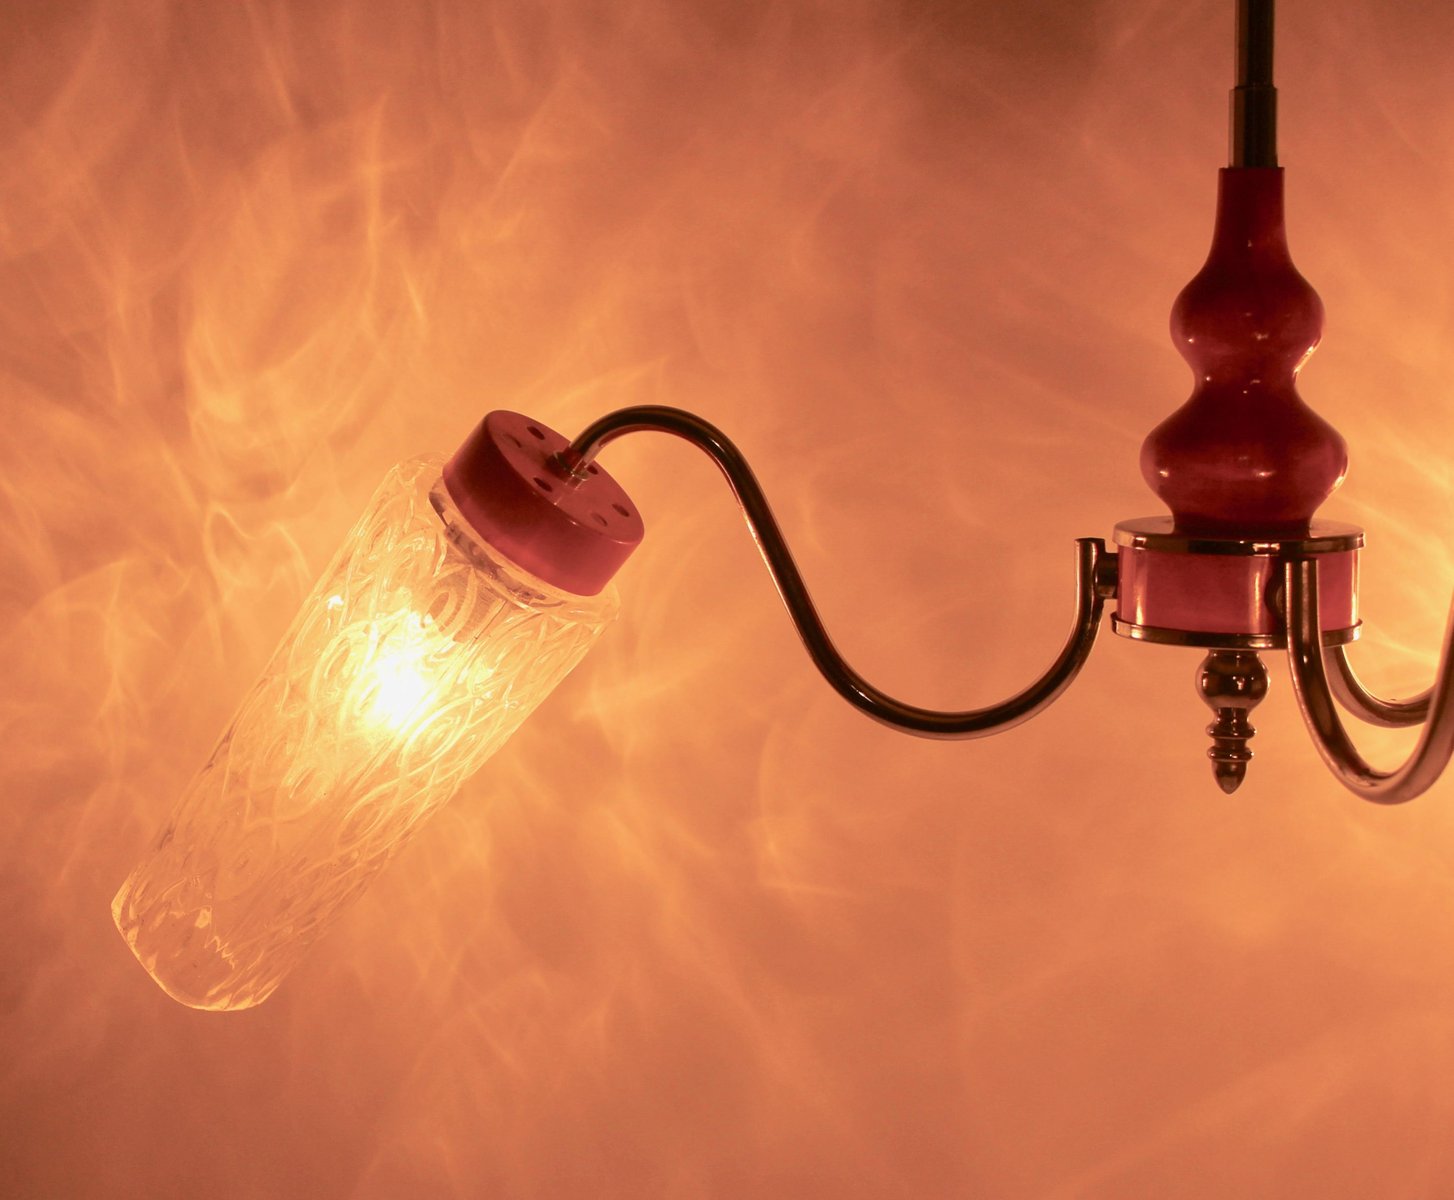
[112,0,1454,1011]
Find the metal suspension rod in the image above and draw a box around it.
[1232,0,1278,167]
[553,405,1111,740]
[1324,646,1433,728]
[1284,559,1454,803]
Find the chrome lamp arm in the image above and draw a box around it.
[553,405,1112,740]
[1322,646,1432,728]
[1284,559,1454,804]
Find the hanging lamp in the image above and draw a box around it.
[112,0,1454,1011]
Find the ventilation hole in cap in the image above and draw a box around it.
[526,425,546,441]
[612,503,630,517]
[586,463,600,476]
[591,512,608,527]
[533,477,554,492]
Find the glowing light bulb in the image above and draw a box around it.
[361,612,442,729]
[113,415,642,1010]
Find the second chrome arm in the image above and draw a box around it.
[1323,645,1432,728]
[1285,559,1454,803]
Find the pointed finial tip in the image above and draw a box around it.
[1213,763,1246,794]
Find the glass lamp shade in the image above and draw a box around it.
[113,451,623,1011]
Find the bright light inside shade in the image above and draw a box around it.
[323,591,447,737]
[111,457,617,1011]
[367,643,434,728]
[362,611,441,732]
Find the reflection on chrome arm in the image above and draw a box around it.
[1324,645,1433,728]
[1284,559,1454,804]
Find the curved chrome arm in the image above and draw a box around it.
[1284,559,1454,803]
[556,405,1111,740]
[1324,646,1433,728]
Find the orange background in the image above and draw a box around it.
[4,1,1454,1196]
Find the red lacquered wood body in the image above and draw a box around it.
[1140,168,1347,534]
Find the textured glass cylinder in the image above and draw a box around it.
[113,455,618,1011]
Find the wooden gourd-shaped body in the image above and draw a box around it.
[1141,167,1347,534]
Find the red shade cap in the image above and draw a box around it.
[443,411,644,596]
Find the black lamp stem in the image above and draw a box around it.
[1231,0,1277,167]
